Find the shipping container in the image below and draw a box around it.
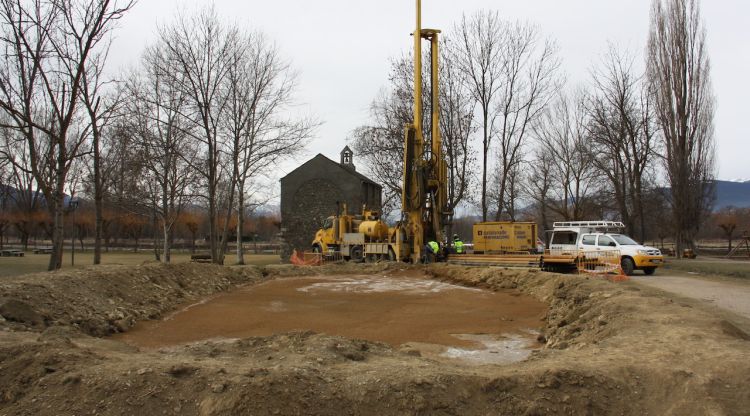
[472,222,538,254]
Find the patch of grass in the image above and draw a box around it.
[0,250,281,278]
[662,259,750,280]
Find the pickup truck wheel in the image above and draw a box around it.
[643,267,656,276]
[621,257,635,276]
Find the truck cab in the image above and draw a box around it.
[549,221,663,275]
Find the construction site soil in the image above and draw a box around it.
[1,262,749,415]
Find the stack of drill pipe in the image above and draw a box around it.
[447,254,542,268]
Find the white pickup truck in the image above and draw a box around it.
[548,221,664,275]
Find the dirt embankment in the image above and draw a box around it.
[0,263,263,337]
[1,263,749,416]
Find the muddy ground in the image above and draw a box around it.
[1,262,749,415]
[112,273,547,354]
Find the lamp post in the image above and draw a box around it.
[69,199,79,266]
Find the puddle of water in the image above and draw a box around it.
[297,275,483,295]
[112,274,547,365]
[440,333,539,365]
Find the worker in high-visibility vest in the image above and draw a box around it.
[453,234,465,254]
[424,240,440,263]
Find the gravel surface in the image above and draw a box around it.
[630,273,750,320]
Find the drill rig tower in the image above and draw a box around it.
[400,0,451,262]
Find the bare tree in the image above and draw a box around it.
[81,46,123,264]
[352,46,474,224]
[454,13,560,221]
[715,207,738,253]
[223,31,314,264]
[351,55,417,217]
[99,121,148,250]
[0,0,135,269]
[440,38,475,241]
[128,41,197,263]
[531,91,598,222]
[453,11,503,221]
[588,46,657,241]
[158,7,238,263]
[647,0,716,252]
[521,148,554,242]
[0,127,44,249]
[492,21,561,221]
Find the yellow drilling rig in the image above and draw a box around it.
[399,0,451,262]
[312,0,451,263]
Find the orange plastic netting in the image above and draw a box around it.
[577,251,629,282]
[289,250,322,266]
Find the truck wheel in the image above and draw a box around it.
[388,248,396,262]
[643,267,656,276]
[350,246,364,263]
[621,257,635,276]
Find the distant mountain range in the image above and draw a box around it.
[714,180,750,210]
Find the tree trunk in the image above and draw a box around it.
[94,128,103,265]
[208,194,218,262]
[48,197,64,270]
[493,158,509,221]
[540,206,549,246]
[219,184,237,265]
[152,208,160,261]
[47,156,67,271]
[236,185,245,265]
[49,220,64,270]
[207,136,220,264]
[481,113,488,222]
[163,225,171,264]
[162,180,171,264]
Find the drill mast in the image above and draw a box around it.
[401,0,450,262]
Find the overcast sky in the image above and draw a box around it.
[109,0,749,181]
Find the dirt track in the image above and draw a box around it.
[1,263,749,415]
[631,273,750,320]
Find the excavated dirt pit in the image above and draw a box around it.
[1,262,749,415]
[114,273,547,365]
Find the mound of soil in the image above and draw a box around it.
[1,263,749,415]
[0,263,263,336]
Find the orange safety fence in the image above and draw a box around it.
[576,250,629,282]
[290,250,344,266]
[290,249,321,266]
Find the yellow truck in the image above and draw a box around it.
[312,205,395,262]
[472,222,539,254]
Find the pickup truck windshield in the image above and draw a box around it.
[611,234,639,245]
